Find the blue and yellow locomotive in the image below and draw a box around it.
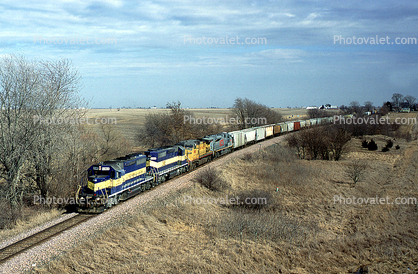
[76,146,188,213]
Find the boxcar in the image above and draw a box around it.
[229,130,245,149]
[273,124,281,135]
[279,122,288,132]
[310,118,317,126]
[286,121,294,132]
[263,124,274,138]
[242,128,256,144]
[294,121,301,131]
[254,127,266,141]
[299,120,306,128]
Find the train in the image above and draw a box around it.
[76,116,334,213]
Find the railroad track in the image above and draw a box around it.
[0,214,94,265]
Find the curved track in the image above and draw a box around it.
[0,214,94,265]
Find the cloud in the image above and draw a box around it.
[0,0,416,108]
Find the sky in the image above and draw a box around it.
[0,0,417,108]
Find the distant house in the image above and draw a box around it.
[306,106,317,110]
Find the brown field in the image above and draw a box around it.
[85,108,315,144]
[32,130,418,273]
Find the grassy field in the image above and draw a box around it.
[32,129,418,273]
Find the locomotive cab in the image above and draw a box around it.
[78,164,122,213]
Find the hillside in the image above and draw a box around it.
[33,134,418,273]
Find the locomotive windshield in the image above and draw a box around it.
[88,169,111,177]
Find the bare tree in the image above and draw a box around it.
[287,125,351,161]
[328,127,351,160]
[364,101,374,112]
[232,97,282,129]
[349,101,362,114]
[307,108,326,119]
[287,127,328,160]
[167,101,194,143]
[0,55,83,209]
[404,95,416,108]
[391,93,404,109]
[345,159,368,185]
[137,112,173,148]
[96,123,132,161]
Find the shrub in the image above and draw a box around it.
[192,167,228,191]
[345,159,368,185]
[367,139,378,151]
[263,144,298,163]
[231,189,272,211]
[0,198,23,229]
[396,145,400,150]
[382,147,390,152]
[241,153,252,161]
[286,125,350,161]
[386,139,393,148]
[361,140,368,148]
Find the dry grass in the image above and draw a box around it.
[0,208,64,242]
[31,128,418,273]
